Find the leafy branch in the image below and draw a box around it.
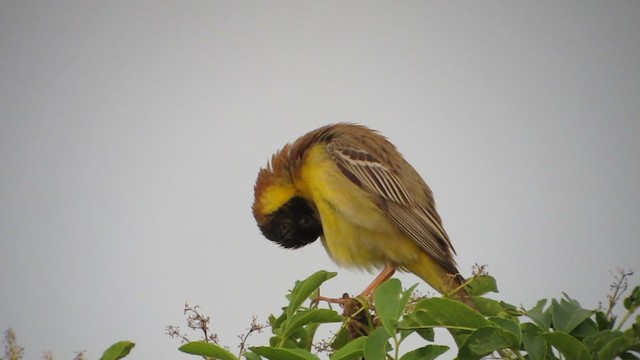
[3,268,638,360]
[176,269,639,360]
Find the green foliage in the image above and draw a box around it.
[0,329,23,360]
[179,342,237,360]
[3,270,638,360]
[173,269,639,360]
[99,341,135,360]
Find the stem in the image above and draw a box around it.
[397,325,478,332]
[277,337,285,348]
[606,280,623,319]
[238,333,249,358]
[446,277,475,297]
[605,269,633,319]
[497,348,524,360]
[393,335,400,360]
[616,309,635,330]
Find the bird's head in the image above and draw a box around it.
[252,146,322,249]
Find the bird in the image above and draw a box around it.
[252,123,467,302]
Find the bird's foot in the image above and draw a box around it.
[311,292,353,307]
[312,293,372,338]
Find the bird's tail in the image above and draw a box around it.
[448,273,474,308]
[405,253,474,308]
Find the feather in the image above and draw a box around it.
[326,135,458,274]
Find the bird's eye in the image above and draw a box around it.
[298,215,312,227]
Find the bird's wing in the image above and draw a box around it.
[327,141,457,272]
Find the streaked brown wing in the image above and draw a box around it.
[327,140,457,273]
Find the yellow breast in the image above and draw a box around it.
[296,144,422,269]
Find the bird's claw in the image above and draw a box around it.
[311,293,353,308]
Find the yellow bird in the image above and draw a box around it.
[252,123,467,301]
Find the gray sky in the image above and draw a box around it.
[1,2,639,359]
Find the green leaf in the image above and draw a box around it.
[465,275,499,296]
[289,326,310,349]
[458,327,519,360]
[398,327,433,343]
[399,283,419,312]
[250,347,319,360]
[595,310,615,330]
[449,329,472,349]
[100,341,135,360]
[273,337,298,349]
[410,298,493,330]
[624,286,640,312]
[551,296,593,333]
[570,317,598,338]
[543,331,590,360]
[363,327,390,360]
[500,301,522,316]
[179,341,237,360]
[399,345,449,360]
[302,323,320,351]
[599,336,633,360]
[398,312,435,341]
[270,311,287,330]
[269,335,279,347]
[488,316,521,343]
[288,271,337,318]
[631,316,640,338]
[277,309,341,349]
[469,296,506,317]
[526,299,552,329]
[244,351,262,360]
[329,336,366,360]
[330,327,349,351]
[374,278,403,336]
[521,323,548,360]
[281,308,342,339]
[584,330,626,352]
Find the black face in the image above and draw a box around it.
[259,196,323,249]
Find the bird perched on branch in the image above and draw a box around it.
[252,123,467,302]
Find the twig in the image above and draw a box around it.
[605,268,633,319]
[237,316,268,358]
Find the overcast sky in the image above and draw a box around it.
[1,2,639,359]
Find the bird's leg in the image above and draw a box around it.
[311,265,398,339]
[312,292,352,306]
[358,264,397,298]
[312,264,397,306]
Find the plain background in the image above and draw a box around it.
[1,2,639,359]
